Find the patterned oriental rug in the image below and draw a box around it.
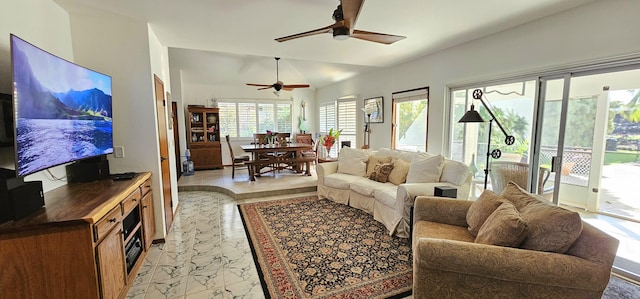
[239,196,413,299]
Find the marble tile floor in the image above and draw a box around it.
[127,167,322,299]
[126,190,270,299]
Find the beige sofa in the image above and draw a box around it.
[317,147,472,238]
[412,182,619,299]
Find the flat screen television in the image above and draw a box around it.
[11,34,113,177]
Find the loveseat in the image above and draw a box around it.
[316,147,472,238]
[412,182,619,299]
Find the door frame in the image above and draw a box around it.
[153,75,174,233]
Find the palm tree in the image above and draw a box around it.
[623,90,640,122]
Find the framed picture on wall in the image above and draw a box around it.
[364,96,384,123]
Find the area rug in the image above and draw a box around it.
[239,196,413,299]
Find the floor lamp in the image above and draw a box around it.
[458,89,515,189]
[361,109,371,149]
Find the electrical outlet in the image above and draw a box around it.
[114,146,125,158]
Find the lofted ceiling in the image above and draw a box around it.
[54,0,596,90]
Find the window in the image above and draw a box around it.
[319,99,356,156]
[449,81,536,197]
[219,100,292,138]
[337,100,357,149]
[392,88,429,152]
[319,102,335,134]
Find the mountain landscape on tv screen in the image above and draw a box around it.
[13,46,112,121]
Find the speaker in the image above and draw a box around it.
[8,181,44,220]
[66,156,110,183]
[0,178,12,223]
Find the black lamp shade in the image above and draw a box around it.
[458,104,485,123]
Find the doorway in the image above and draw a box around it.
[534,67,640,281]
[153,75,174,233]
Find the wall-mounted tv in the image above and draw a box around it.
[11,34,113,177]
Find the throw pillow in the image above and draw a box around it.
[440,159,470,186]
[518,201,583,253]
[336,147,369,177]
[368,162,395,183]
[475,202,528,247]
[366,156,392,177]
[406,154,444,183]
[387,159,410,185]
[500,181,545,210]
[466,190,510,237]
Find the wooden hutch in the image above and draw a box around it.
[186,106,223,169]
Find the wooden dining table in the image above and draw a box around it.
[240,142,314,181]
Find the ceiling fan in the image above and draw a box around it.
[246,57,310,94]
[275,0,406,45]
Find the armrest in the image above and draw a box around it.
[316,161,338,185]
[398,183,458,207]
[414,238,611,291]
[413,196,471,227]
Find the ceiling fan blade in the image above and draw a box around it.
[282,87,295,91]
[257,86,273,90]
[282,84,310,89]
[341,0,364,29]
[351,29,406,44]
[246,83,272,87]
[275,23,337,43]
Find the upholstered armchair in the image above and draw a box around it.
[412,184,619,299]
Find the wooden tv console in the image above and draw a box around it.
[0,172,156,299]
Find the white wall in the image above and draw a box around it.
[67,8,167,238]
[317,0,640,154]
[147,25,179,215]
[0,0,73,191]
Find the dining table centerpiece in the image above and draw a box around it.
[320,128,342,158]
[263,130,277,147]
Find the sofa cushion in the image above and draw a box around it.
[519,200,583,253]
[388,159,410,185]
[466,190,509,237]
[376,148,425,163]
[499,181,545,210]
[324,173,361,189]
[366,156,392,177]
[337,147,369,176]
[369,162,394,183]
[406,154,444,183]
[373,184,399,208]
[475,202,528,247]
[414,221,475,243]
[441,159,470,186]
[350,177,386,197]
[500,182,583,253]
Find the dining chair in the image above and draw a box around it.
[252,133,278,174]
[225,135,250,178]
[273,133,294,171]
[296,133,316,172]
[489,161,552,199]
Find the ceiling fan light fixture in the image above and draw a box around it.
[273,90,281,97]
[332,27,350,40]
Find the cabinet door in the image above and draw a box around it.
[96,227,126,299]
[189,111,205,143]
[190,146,215,169]
[141,191,156,250]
